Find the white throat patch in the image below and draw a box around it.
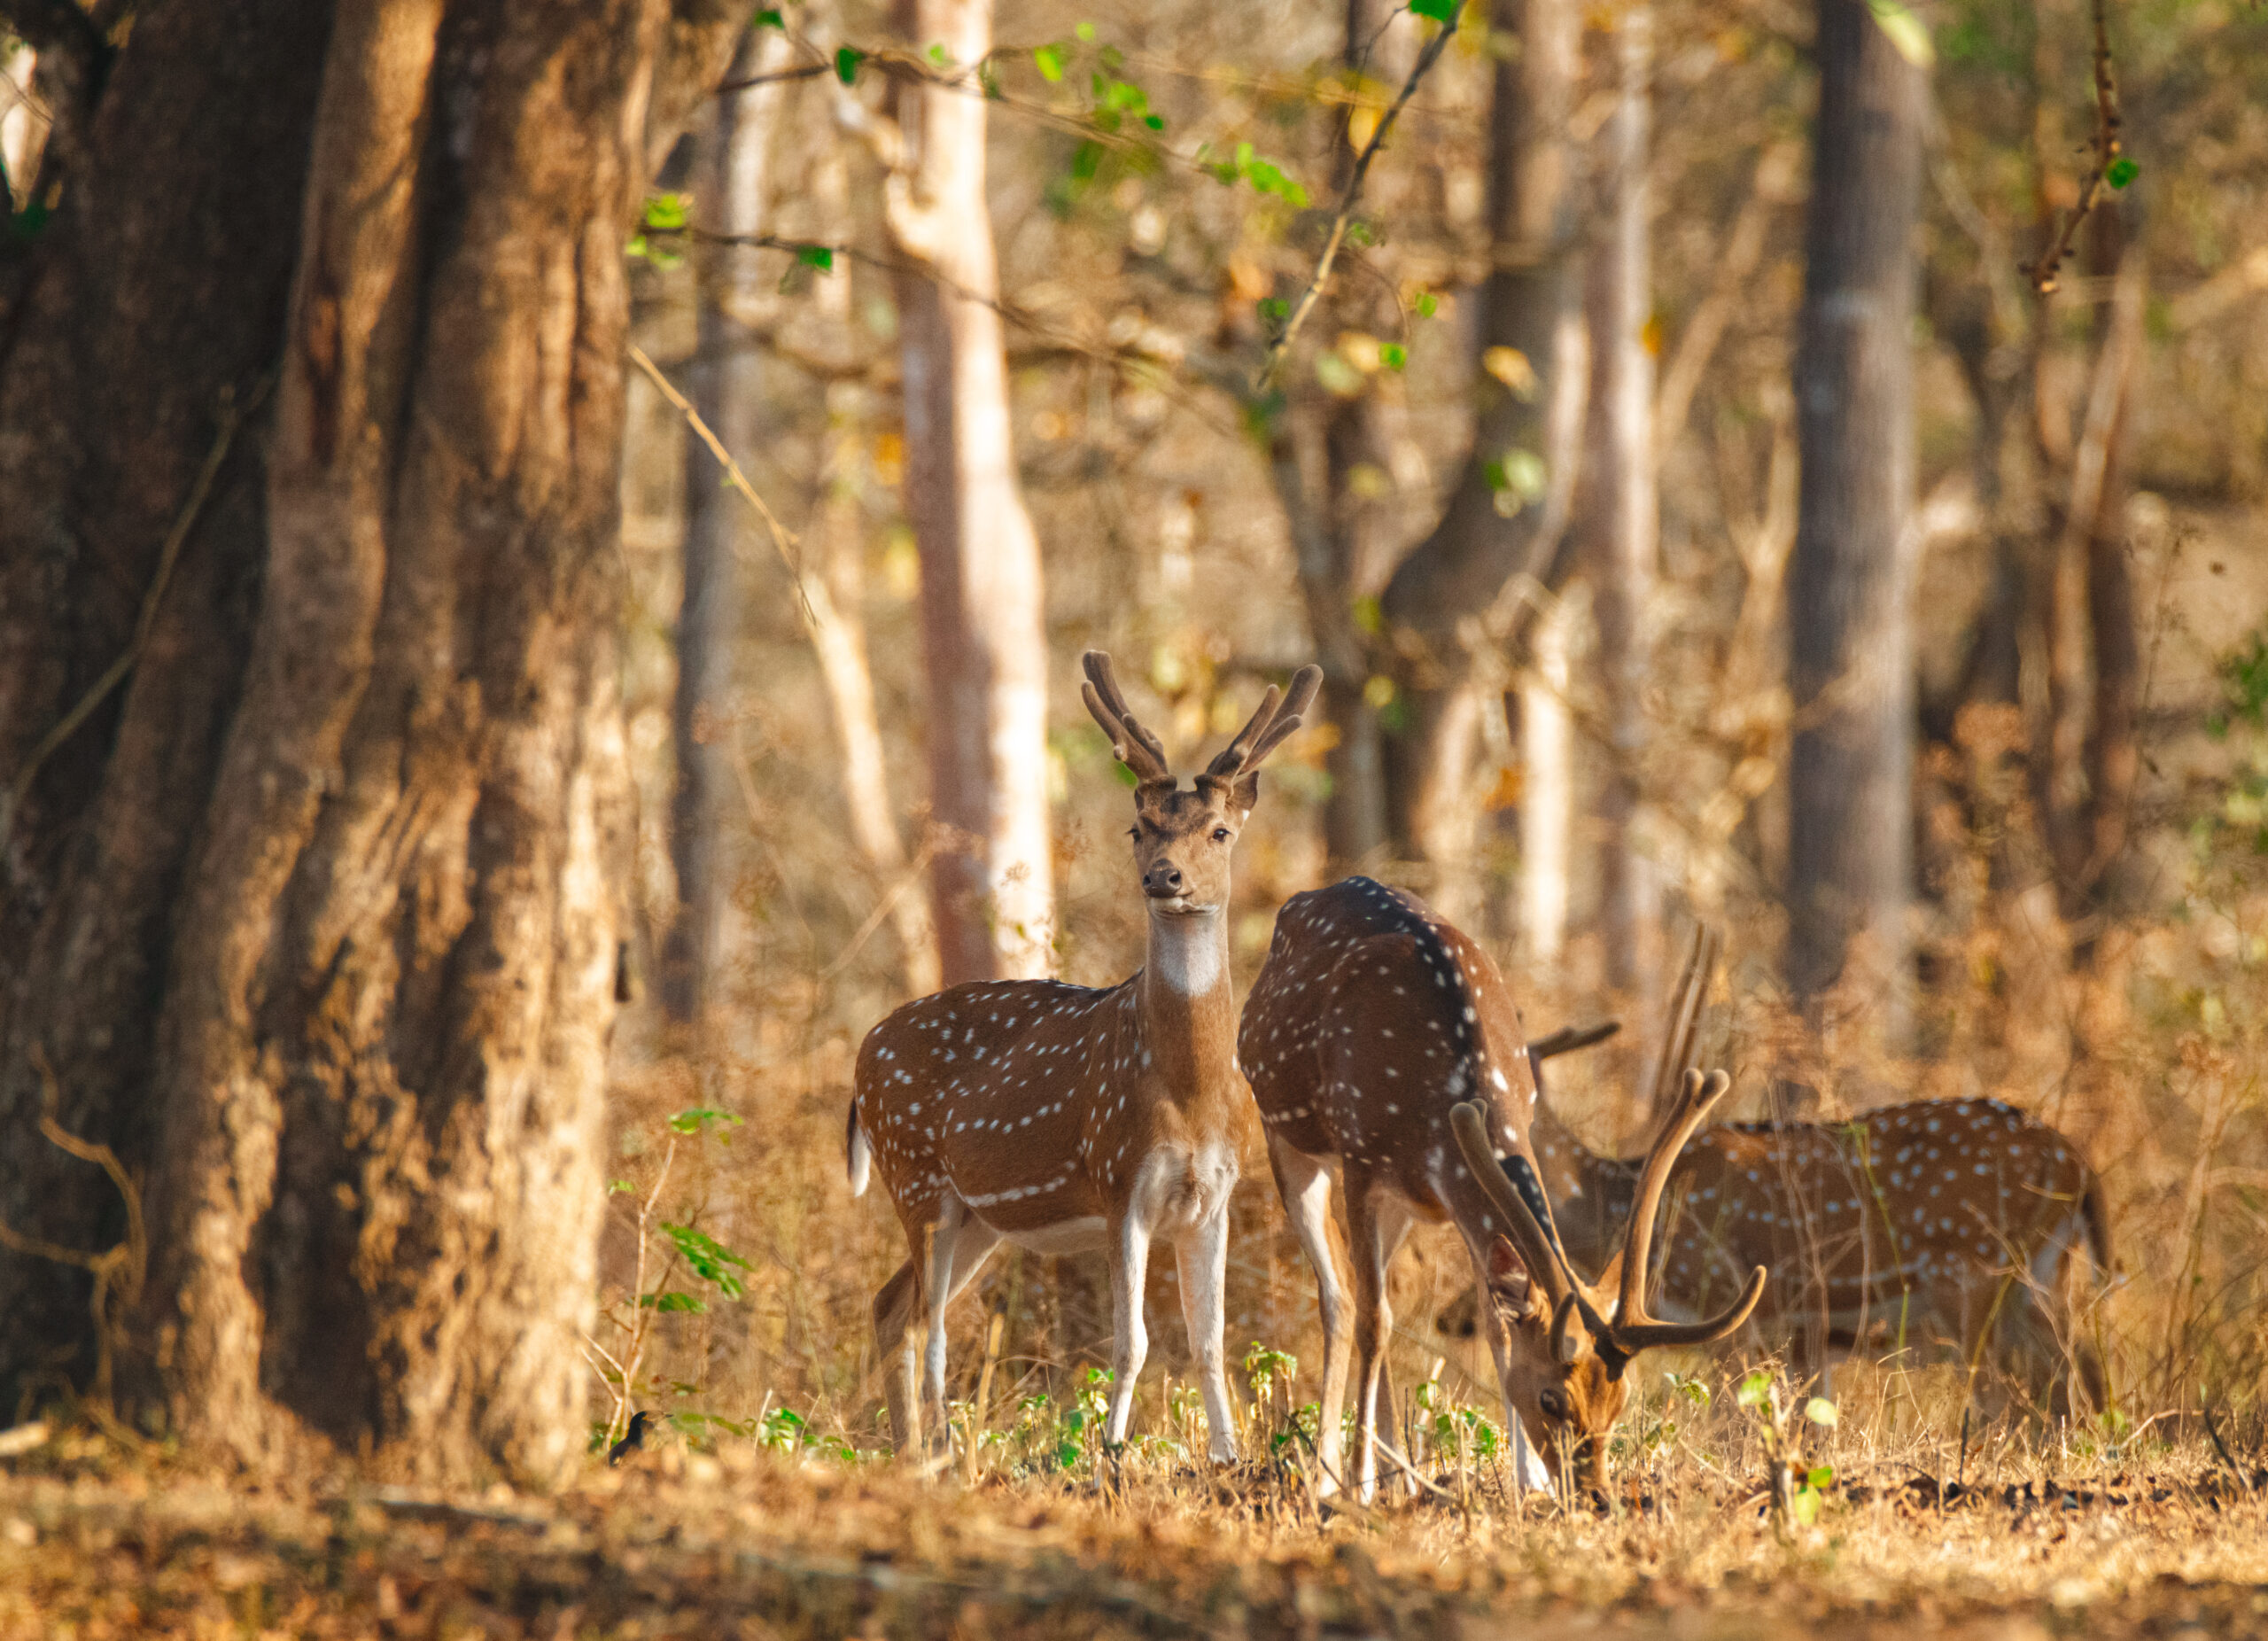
[1148,908,1226,996]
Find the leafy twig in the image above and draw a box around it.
[1254,0,1466,390]
[2028,0,2129,295]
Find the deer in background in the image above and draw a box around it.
[848,651,1320,1457]
[1239,876,1765,1500]
[1438,934,2116,1413]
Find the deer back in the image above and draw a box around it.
[1241,876,1542,1197]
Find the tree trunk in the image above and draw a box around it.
[1518,597,1577,964]
[812,378,942,994]
[886,0,1054,984]
[664,26,790,1024]
[0,0,334,1423]
[1378,0,1582,889]
[1578,1,1662,1046]
[1783,0,1924,1021]
[3,0,747,1482]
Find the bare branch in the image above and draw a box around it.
[2028,0,2126,295]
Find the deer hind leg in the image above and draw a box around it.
[1343,1172,1412,1505]
[920,1198,977,1453]
[1270,1134,1351,1491]
[1174,1203,1239,1463]
[874,1257,923,1454]
[1104,1205,1155,1448]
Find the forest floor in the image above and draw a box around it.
[5,1423,2268,1639]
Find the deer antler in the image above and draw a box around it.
[1200,665,1323,789]
[1449,1103,1580,1323]
[1081,650,1174,787]
[1601,1068,1766,1352]
[1645,923,1719,1118]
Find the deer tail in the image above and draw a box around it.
[846,1104,872,1198]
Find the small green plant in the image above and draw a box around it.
[1736,1369,1837,1530]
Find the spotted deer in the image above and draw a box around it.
[1239,877,1765,1499]
[1438,944,2116,1413]
[847,651,1321,1458]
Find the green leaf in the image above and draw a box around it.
[1379,342,1408,371]
[662,1223,753,1299]
[1804,1396,1839,1427]
[1806,1464,1835,1489]
[1409,0,1457,19]
[1257,296,1290,325]
[927,42,949,66]
[834,46,863,84]
[1736,1370,1773,1408]
[1790,1486,1821,1527]
[1033,43,1064,81]
[609,1179,636,1195]
[1075,19,1096,39]
[639,1291,706,1313]
[1414,291,1439,318]
[2107,156,2139,190]
[668,1106,742,1135]
[1109,758,1138,788]
[643,193,690,231]
[753,8,785,27]
[796,244,835,272]
[1144,113,1164,130]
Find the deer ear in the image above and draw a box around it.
[1486,1236,1533,1313]
[1231,769,1260,815]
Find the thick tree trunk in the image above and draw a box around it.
[664,27,790,1023]
[1379,0,1581,890]
[1518,597,1577,964]
[3,0,746,1482]
[1578,1,1661,1036]
[0,0,333,1418]
[1783,0,1924,1019]
[886,0,1054,984]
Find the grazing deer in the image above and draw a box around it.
[847,651,1321,1458]
[1438,940,2116,1413]
[1239,876,1764,1499]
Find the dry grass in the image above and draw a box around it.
[4,1408,2268,1638]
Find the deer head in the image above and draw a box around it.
[1450,1069,1766,1493]
[1081,650,1320,922]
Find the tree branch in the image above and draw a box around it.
[2028,0,2125,295]
[1253,0,1465,391]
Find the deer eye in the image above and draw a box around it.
[1212,827,1231,843]
[1127,827,1140,841]
[1538,1388,1570,1422]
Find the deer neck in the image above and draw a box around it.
[1138,906,1236,1102]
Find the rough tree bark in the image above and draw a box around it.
[1378,0,1581,893]
[884,0,1054,984]
[0,0,334,1422]
[1783,0,1925,1020]
[1,0,748,1482]
[1576,0,1662,1036]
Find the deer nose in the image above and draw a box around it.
[1143,864,1184,898]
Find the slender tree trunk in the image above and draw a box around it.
[1783,0,1925,1021]
[1579,1,1662,1039]
[813,379,942,993]
[2075,214,2146,907]
[1518,597,1577,964]
[664,27,790,1023]
[3,0,746,1480]
[886,0,1053,984]
[1379,0,1582,890]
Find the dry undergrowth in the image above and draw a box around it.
[4,1413,2268,1640]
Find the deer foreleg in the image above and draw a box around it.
[1270,1135,1351,1491]
[1105,1209,1154,1448]
[1175,1205,1238,1462]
